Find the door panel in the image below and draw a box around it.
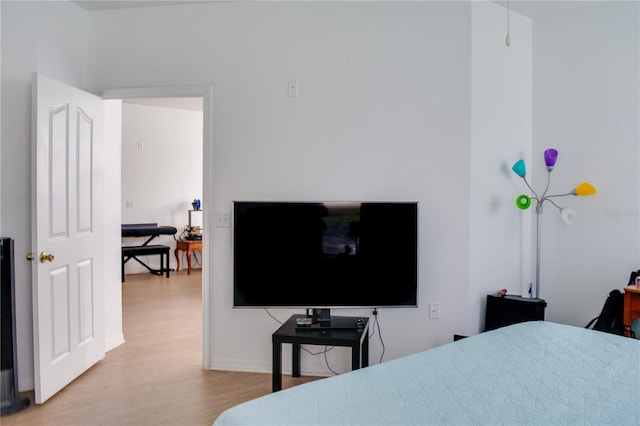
[50,266,71,362]
[49,104,70,238]
[77,259,95,344]
[77,108,93,233]
[32,74,105,404]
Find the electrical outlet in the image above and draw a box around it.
[215,211,231,227]
[429,302,440,319]
[287,81,299,97]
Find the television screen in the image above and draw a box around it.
[233,201,418,308]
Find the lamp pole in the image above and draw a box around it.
[535,203,543,299]
[511,149,596,301]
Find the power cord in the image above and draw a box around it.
[371,308,386,363]
[265,308,283,325]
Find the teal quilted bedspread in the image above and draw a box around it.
[215,321,640,425]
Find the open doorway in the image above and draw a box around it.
[120,96,204,270]
[101,85,213,368]
[120,96,204,355]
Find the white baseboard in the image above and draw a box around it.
[106,333,125,352]
[209,358,334,377]
[18,376,34,392]
[210,358,270,374]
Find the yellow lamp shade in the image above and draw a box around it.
[574,182,597,196]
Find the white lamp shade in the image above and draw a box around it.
[560,208,576,224]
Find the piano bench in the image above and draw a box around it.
[122,245,171,281]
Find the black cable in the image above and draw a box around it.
[371,308,385,363]
[264,308,283,325]
[192,250,201,267]
[323,346,339,375]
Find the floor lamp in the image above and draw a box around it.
[512,149,596,299]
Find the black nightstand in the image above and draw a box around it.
[485,294,547,332]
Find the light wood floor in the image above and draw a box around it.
[3,270,317,426]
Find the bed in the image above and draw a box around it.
[214,321,639,425]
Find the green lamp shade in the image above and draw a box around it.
[512,160,526,177]
[574,182,597,196]
[516,194,531,209]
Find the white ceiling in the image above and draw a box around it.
[494,1,602,19]
[123,97,204,112]
[72,0,604,19]
[72,0,212,12]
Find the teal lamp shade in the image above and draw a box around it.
[544,149,558,171]
[512,159,526,177]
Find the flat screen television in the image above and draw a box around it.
[233,201,418,308]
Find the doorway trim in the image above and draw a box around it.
[98,85,214,368]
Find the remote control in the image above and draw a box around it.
[296,318,312,327]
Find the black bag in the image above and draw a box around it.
[585,289,625,336]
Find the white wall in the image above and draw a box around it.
[120,101,203,273]
[86,0,639,373]
[88,1,475,374]
[104,99,124,350]
[1,0,638,390]
[0,0,3,231]
[0,0,91,390]
[532,2,640,326]
[469,2,532,334]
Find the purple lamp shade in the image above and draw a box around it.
[544,149,558,171]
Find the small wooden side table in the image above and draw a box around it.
[174,240,202,275]
[623,285,640,338]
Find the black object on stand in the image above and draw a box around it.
[1,238,30,416]
[272,314,369,392]
[485,294,547,332]
[307,308,332,325]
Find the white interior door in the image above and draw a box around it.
[31,74,105,404]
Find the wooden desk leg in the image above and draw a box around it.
[174,248,181,272]
[624,291,632,338]
[186,249,192,275]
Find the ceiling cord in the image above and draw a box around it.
[506,0,512,46]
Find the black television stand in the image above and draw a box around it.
[272,314,370,392]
